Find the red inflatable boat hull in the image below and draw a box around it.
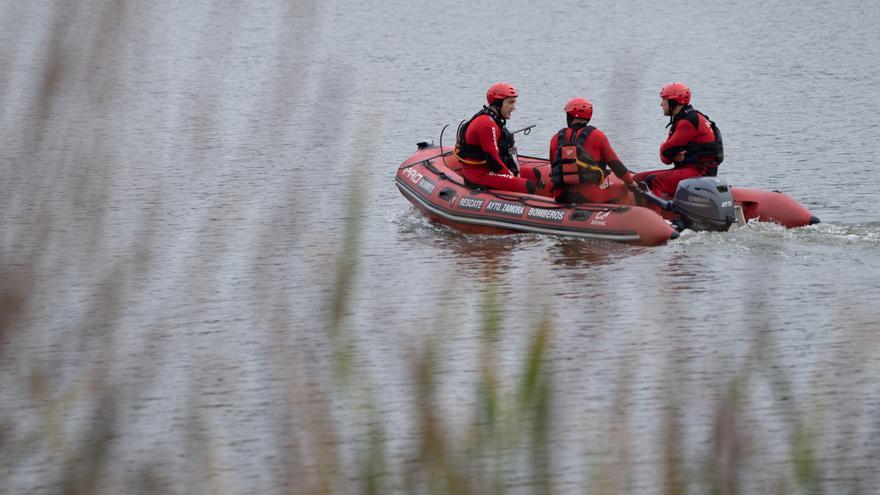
[396,145,818,245]
[396,147,677,246]
[729,187,818,228]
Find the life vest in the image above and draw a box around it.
[668,106,724,171]
[550,126,608,189]
[454,107,517,174]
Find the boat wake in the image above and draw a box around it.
[673,220,880,247]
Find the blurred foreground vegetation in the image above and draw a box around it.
[1,187,877,494]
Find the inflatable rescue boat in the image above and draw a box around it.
[395,142,819,247]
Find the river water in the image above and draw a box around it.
[2,0,879,493]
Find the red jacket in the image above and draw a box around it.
[458,113,513,175]
[660,106,716,165]
[549,125,632,182]
[549,126,619,166]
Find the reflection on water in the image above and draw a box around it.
[547,238,637,269]
[2,0,880,492]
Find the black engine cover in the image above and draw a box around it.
[672,177,736,231]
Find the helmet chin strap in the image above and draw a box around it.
[567,115,590,127]
[484,104,506,125]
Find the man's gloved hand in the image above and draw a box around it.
[506,160,519,177]
[506,147,520,176]
[630,180,648,191]
[673,150,687,164]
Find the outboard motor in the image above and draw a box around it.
[671,177,736,231]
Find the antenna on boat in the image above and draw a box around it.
[440,123,451,170]
[511,124,535,136]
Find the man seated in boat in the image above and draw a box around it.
[634,82,724,198]
[454,83,540,194]
[548,97,636,204]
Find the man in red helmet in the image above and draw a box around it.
[454,82,539,194]
[635,82,724,198]
[548,97,636,203]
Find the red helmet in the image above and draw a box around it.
[564,97,593,119]
[486,82,518,104]
[660,82,691,105]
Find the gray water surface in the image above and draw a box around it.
[2,0,879,493]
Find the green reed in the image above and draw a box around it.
[1,174,876,494]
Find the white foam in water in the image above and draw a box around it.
[807,222,880,245]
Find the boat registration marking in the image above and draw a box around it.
[458,197,485,211]
[527,207,565,222]
[402,167,423,185]
[417,177,436,194]
[486,201,525,217]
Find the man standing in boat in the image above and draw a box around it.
[548,97,636,204]
[635,82,724,198]
[454,83,539,194]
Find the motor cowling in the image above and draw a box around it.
[671,177,736,231]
